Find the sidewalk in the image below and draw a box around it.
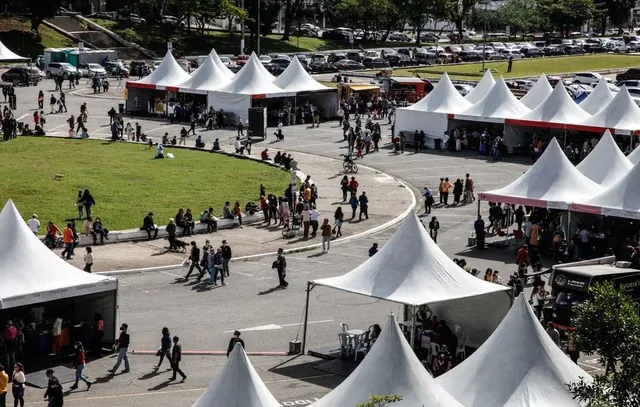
[55,144,415,272]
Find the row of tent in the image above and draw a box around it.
[193,213,592,407]
[126,49,329,96]
[396,70,640,140]
[481,133,640,219]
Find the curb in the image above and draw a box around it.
[71,87,123,100]
[98,154,417,276]
[131,350,288,356]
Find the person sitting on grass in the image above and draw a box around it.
[155,142,164,159]
[261,148,270,161]
[141,212,159,240]
[195,135,205,148]
[212,138,221,151]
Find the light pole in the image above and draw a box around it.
[240,0,245,54]
[482,0,489,72]
[257,0,261,55]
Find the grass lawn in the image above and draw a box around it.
[391,55,640,80]
[0,138,289,231]
[0,17,75,60]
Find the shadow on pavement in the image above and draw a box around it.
[269,359,343,390]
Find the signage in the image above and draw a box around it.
[167,41,173,51]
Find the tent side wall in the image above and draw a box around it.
[296,89,339,120]
[395,109,449,148]
[207,91,252,119]
[125,87,167,114]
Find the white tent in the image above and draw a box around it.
[0,200,118,309]
[209,48,236,80]
[465,70,496,104]
[307,212,512,345]
[628,145,640,165]
[126,51,190,90]
[576,130,632,185]
[579,86,640,134]
[455,77,531,123]
[479,138,603,209]
[274,56,328,92]
[192,343,280,407]
[0,41,29,62]
[578,77,614,115]
[519,74,553,109]
[516,82,590,125]
[437,295,592,407]
[178,55,232,94]
[395,73,473,146]
[311,315,464,407]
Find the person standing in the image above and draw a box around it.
[464,173,475,203]
[82,189,95,219]
[274,248,288,289]
[474,215,486,250]
[441,178,453,205]
[183,242,203,280]
[43,369,63,407]
[208,247,224,286]
[310,206,320,238]
[93,313,104,356]
[76,190,84,219]
[27,214,40,235]
[507,56,513,73]
[108,324,131,374]
[169,336,186,382]
[70,342,92,390]
[221,240,232,277]
[226,331,245,356]
[0,364,7,407]
[154,328,172,370]
[301,205,311,239]
[423,186,434,215]
[453,179,463,205]
[429,216,440,243]
[340,175,349,202]
[358,192,369,220]
[83,247,94,273]
[11,363,25,407]
[60,223,74,259]
[320,219,332,252]
[546,322,560,346]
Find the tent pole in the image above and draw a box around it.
[476,197,481,217]
[563,126,567,149]
[410,305,417,350]
[567,210,571,244]
[301,282,314,354]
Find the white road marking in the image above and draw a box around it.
[235,271,255,277]
[160,271,183,278]
[145,124,180,134]
[224,319,333,333]
[48,123,68,132]
[17,114,28,120]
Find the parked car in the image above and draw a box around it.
[627,40,640,52]
[311,53,326,63]
[295,27,319,37]
[259,55,272,64]
[573,72,603,85]
[333,59,365,70]
[397,48,412,57]
[387,32,413,42]
[309,61,338,73]
[419,32,440,42]
[219,56,233,66]
[501,49,524,59]
[1,67,39,85]
[327,52,347,63]
[458,50,483,62]
[617,79,640,87]
[520,47,544,58]
[161,15,185,26]
[380,49,397,59]
[513,79,534,90]
[564,45,586,55]
[271,58,291,68]
[626,87,640,97]
[543,46,565,56]
[104,61,129,77]
[322,29,349,40]
[265,64,286,76]
[604,41,629,53]
[454,83,474,96]
[45,62,77,79]
[235,55,249,66]
[583,44,607,53]
[415,51,437,64]
[78,63,107,77]
[346,52,364,62]
[387,54,418,67]
[363,57,390,69]
[124,13,146,24]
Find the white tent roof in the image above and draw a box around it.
[0,200,117,309]
[519,74,553,109]
[628,145,640,165]
[178,55,232,94]
[464,70,496,104]
[580,86,640,133]
[456,77,530,123]
[519,81,590,124]
[273,56,329,92]
[312,212,511,344]
[216,52,285,95]
[0,41,28,61]
[437,295,592,407]
[312,315,463,407]
[578,77,614,115]
[404,73,472,113]
[576,130,632,185]
[192,343,280,407]
[480,138,603,209]
[129,51,190,89]
[209,49,236,80]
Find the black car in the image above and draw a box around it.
[617,68,640,82]
[520,48,544,58]
[397,48,412,57]
[295,27,318,37]
[363,57,390,69]
[333,59,365,70]
[1,67,39,85]
[583,44,606,54]
[129,60,148,77]
[564,45,586,55]
[266,64,286,75]
[386,54,418,67]
[458,51,483,62]
[322,29,349,40]
[543,46,565,56]
[346,52,364,62]
[327,52,347,63]
[270,58,291,68]
[309,61,338,73]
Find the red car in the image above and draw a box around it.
[235,55,249,66]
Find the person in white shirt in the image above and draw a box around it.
[522,219,533,240]
[51,316,63,355]
[301,206,311,239]
[27,214,40,235]
[84,247,94,273]
[309,206,321,238]
[274,121,284,141]
[234,137,243,154]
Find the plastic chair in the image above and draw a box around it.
[338,333,348,357]
[353,332,368,362]
[340,323,349,334]
[456,335,468,361]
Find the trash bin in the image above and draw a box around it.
[118,103,125,114]
[434,138,441,150]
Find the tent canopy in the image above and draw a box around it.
[0,41,29,62]
[209,48,236,80]
[580,86,640,134]
[578,77,614,115]
[311,315,464,407]
[404,73,472,113]
[192,343,280,407]
[215,52,286,96]
[178,55,232,94]
[519,74,553,109]
[576,130,632,185]
[312,212,511,344]
[464,70,496,104]
[479,138,603,209]
[273,56,329,92]
[126,51,190,90]
[455,77,530,123]
[437,295,592,407]
[511,82,590,128]
[628,145,640,165]
[0,200,117,309]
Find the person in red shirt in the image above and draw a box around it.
[261,148,270,161]
[516,244,530,269]
[60,223,75,259]
[70,342,92,390]
[348,177,359,194]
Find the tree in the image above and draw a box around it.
[403,0,447,46]
[603,0,635,27]
[357,395,403,407]
[281,0,303,40]
[497,0,541,38]
[26,0,61,31]
[538,0,594,36]
[568,282,640,406]
[446,0,478,40]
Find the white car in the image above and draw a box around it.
[626,87,640,97]
[161,15,185,27]
[514,79,534,90]
[78,63,107,77]
[454,83,474,96]
[153,60,162,70]
[219,56,232,66]
[604,41,629,53]
[573,72,604,85]
[259,55,272,64]
[628,41,640,52]
[502,49,524,59]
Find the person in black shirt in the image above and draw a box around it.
[141,212,159,240]
[221,240,232,277]
[184,242,203,280]
[108,324,131,374]
[274,248,288,289]
[169,336,186,382]
[44,369,63,407]
[227,331,245,356]
[369,243,378,257]
[154,327,172,370]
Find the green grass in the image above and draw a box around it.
[0,138,289,231]
[88,18,408,56]
[0,17,75,60]
[391,54,640,80]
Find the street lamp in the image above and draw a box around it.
[482,0,490,72]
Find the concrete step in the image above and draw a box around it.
[111,47,149,60]
[46,16,83,33]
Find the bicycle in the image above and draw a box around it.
[342,154,359,174]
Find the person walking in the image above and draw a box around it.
[83,247,94,273]
[0,365,7,407]
[423,186,434,215]
[168,336,186,382]
[274,248,288,289]
[349,194,359,219]
[108,324,131,374]
[183,242,203,280]
[301,205,311,239]
[70,342,92,390]
[340,175,349,202]
[82,189,95,219]
[60,223,74,260]
[11,363,25,407]
[333,207,344,237]
[43,369,63,407]
[221,240,232,277]
[441,178,453,205]
[38,90,44,109]
[429,216,440,243]
[320,219,332,252]
[154,328,172,370]
[453,179,463,205]
[208,248,225,286]
[358,191,369,220]
[226,331,245,357]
